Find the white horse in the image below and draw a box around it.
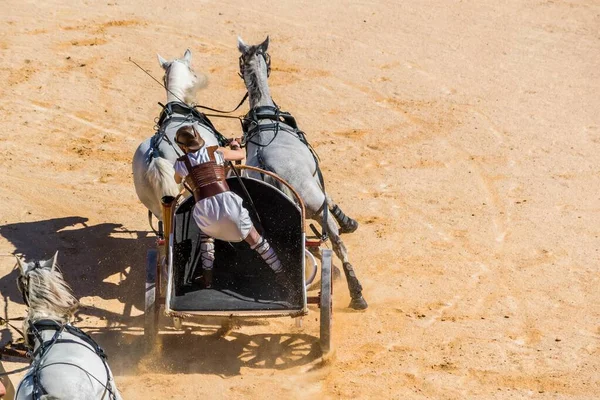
[237,37,367,310]
[14,252,122,400]
[132,49,220,223]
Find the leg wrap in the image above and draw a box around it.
[343,262,363,296]
[331,204,359,234]
[200,234,215,271]
[251,237,282,273]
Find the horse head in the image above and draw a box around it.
[157,49,207,105]
[237,36,270,78]
[15,252,79,346]
[237,37,273,108]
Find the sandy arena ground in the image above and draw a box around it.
[1,0,599,398]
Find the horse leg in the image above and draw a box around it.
[320,209,368,310]
[326,194,359,234]
[300,180,367,309]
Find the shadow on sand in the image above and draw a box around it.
[0,216,153,317]
[0,217,322,374]
[83,323,322,377]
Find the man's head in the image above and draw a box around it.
[175,125,204,153]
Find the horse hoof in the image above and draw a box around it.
[349,296,368,310]
[339,220,359,234]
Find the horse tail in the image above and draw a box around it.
[146,156,179,203]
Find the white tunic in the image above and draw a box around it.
[174,147,252,242]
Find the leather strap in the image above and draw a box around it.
[180,148,229,201]
[182,153,194,176]
[206,145,218,161]
[191,180,229,201]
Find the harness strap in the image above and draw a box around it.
[0,316,26,338]
[152,102,230,163]
[158,102,229,146]
[206,145,218,161]
[25,320,116,400]
[30,324,64,400]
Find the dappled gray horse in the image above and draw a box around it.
[237,37,367,310]
[14,252,122,400]
[132,49,220,223]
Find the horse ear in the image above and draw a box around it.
[15,256,28,275]
[237,36,250,54]
[259,36,270,53]
[183,49,192,65]
[40,251,58,270]
[50,251,59,271]
[157,53,170,69]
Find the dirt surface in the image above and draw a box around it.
[1,0,599,399]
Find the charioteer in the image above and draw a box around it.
[173,125,287,288]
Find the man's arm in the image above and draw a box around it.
[174,172,183,184]
[217,140,245,162]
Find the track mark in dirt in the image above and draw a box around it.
[464,107,506,142]
[467,369,584,396]
[6,63,39,86]
[7,100,125,137]
[61,19,145,34]
[416,263,490,327]
[414,295,461,327]
[360,216,383,225]
[379,62,400,70]
[65,38,108,47]
[330,78,459,140]
[27,28,49,35]
[370,76,391,83]
[331,129,369,139]
[269,61,331,86]
[444,139,514,244]
[403,61,431,77]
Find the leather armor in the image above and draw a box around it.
[179,146,230,201]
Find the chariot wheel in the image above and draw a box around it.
[319,249,333,354]
[144,248,160,352]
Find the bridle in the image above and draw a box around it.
[239,48,271,79]
[17,260,43,308]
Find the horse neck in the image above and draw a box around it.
[166,88,193,105]
[165,71,196,105]
[244,69,275,109]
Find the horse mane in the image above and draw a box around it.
[22,265,79,327]
[244,62,263,103]
[241,46,270,104]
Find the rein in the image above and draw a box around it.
[0,316,26,338]
[194,92,249,114]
